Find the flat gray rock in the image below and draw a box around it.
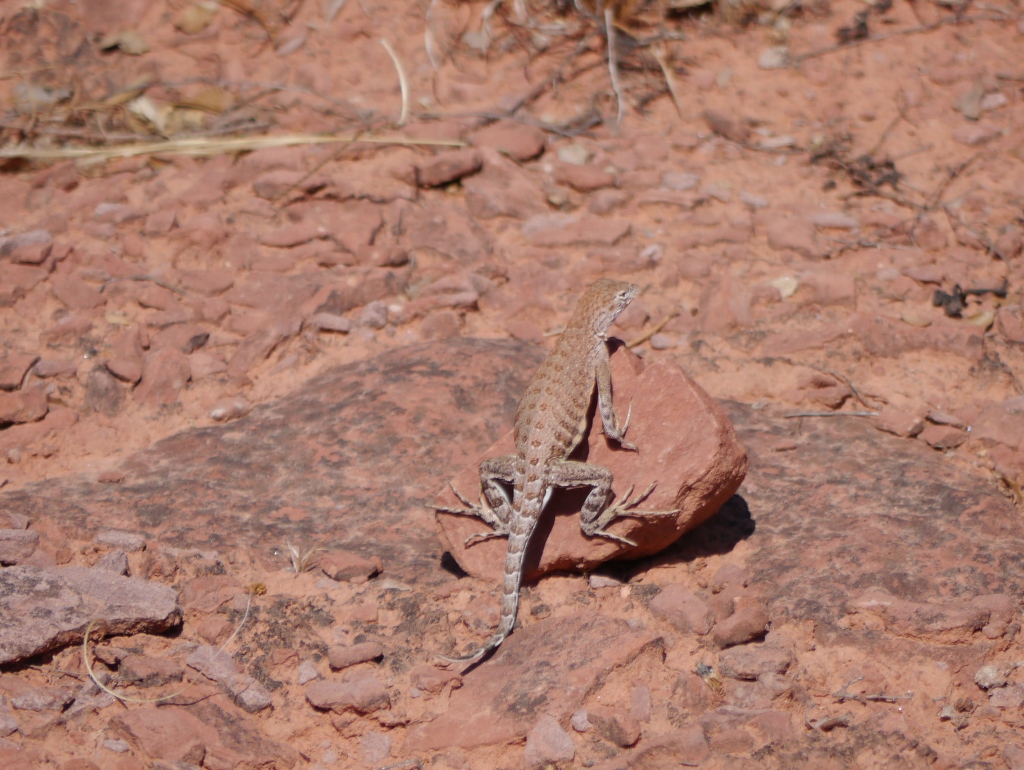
[0,565,182,665]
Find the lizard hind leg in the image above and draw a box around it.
[428,456,517,547]
[582,480,681,546]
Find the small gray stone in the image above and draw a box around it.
[297,659,320,685]
[556,143,592,166]
[0,698,18,737]
[102,739,130,753]
[758,47,789,70]
[975,664,1010,690]
[571,709,592,732]
[95,549,130,575]
[0,529,39,565]
[11,686,73,711]
[524,713,575,768]
[186,644,272,713]
[95,530,147,552]
[361,732,393,764]
[358,301,388,330]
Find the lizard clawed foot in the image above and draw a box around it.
[464,529,509,547]
[429,482,510,548]
[581,482,681,547]
[604,400,639,452]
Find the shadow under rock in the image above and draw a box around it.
[596,493,755,582]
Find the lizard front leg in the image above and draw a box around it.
[430,455,517,546]
[594,352,637,451]
[549,460,680,547]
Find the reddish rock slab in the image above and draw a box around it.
[305,676,390,713]
[765,216,820,259]
[0,405,77,455]
[639,727,711,767]
[524,713,575,768]
[410,149,483,187]
[588,705,641,747]
[319,550,382,582]
[553,163,617,192]
[0,264,47,305]
[110,699,298,768]
[713,600,770,648]
[435,346,747,581]
[51,274,106,310]
[186,645,273,713]
[463,149,547,220]
[409,664,461,695]
[918,423,967,450]
[119,654,184,687]
[0,386,48,425]
[469,121,546,160]
[718,643,794,680]
[134,348,191,406]
[0,530,39,565]
[872,408,924,438]
[405,614,660,750]
[0,353,38,391]
[0,566,182,665]
[526,217,631,248]
[328,642,384,670]
[0,340,542,635]
[650,584,715,635]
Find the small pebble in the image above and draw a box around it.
[297,660,320,685]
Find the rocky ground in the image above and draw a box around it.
[1,0,1024,767]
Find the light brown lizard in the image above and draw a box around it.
[433,278,678,662]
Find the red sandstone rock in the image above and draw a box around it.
[719,643,794,680]
[411,149,483,187]
[553,163,616,192]
[0,530,39,565]
[0,353,38,390]
[650,584,715,635]
[0,386,48,425]
[524,713,575,768]
[319,550,382,582]
[305,677,390,713]
[713,598,769,648]
[406,614,657,750]
[409,664,462,695]
[0,566,181,665]
[435,346,747,581]
[874,408,925,438]
[469,121,546,160]
[328,642,384,671]
[588,705,640,747]
[134,348,191,406]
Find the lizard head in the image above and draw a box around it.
[575,278,639,337]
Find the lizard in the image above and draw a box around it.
[432,278,679,663]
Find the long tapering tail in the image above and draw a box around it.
[440,517,534,664]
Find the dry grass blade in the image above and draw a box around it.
[653,43,683,118]
[380,39,410,127]
[0,131,462,162]
[604,6,625,126]
[285,541,324,573]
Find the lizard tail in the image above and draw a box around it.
[439,520,534,664]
